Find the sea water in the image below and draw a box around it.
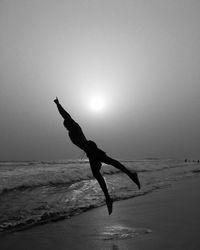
[0,158,199,234]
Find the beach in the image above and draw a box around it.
[1,175,200,250]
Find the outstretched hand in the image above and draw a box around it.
[54,97,59,104]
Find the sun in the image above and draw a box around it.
[89,96,105,111]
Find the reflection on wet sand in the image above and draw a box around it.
[112,244,120,250]
[99,225,152,240]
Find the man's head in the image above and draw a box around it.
[63,119,73,130]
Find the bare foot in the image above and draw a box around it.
[106,198,113,215]
[132,172,141,189]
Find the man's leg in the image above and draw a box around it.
[89,159,113,215]
[102,156,141,189]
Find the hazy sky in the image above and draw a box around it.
[0,0,200,160]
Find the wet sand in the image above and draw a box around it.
[1,176,200,250]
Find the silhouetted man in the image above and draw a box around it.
[54,97,140,215]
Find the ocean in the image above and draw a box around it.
[0,158,199,234]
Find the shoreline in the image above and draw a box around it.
[1,176,200,249]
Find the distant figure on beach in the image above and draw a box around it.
[54,97,140,215]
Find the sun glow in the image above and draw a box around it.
[89,96,105,111]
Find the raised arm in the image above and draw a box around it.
[54,97,72,121]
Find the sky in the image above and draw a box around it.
[0,0,200,161]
